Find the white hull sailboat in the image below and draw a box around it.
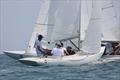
[19,0,120,66]
[4,0,120,66]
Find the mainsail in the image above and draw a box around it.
[50,0,80,42]
[47,0,93,50]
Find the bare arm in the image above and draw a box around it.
[64,50,69,55]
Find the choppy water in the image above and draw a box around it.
[0,53,120,80]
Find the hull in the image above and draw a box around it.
[19,47,107,66]
[19,54,120,66]
[3,51,36,59]
[19,54,97,66]
[19,47,109,66]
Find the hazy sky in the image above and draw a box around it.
[0,0,42,51]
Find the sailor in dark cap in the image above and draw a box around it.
[34,34,45,57]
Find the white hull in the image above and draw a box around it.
[3,51,36,59]
[18,54,97,66]
[19,54,120,66]
[19,47,108,66]
[19,54,81,66]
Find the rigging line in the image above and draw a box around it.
[69,40,79,50]
[55,36,79,42]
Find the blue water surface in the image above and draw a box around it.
[0,53,120,80]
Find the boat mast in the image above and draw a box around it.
[78,0,81,51]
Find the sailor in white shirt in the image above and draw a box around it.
[51,44,64,57]
[61,43,69,55]
[34,35,45,57]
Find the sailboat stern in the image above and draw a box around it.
[84,46,106,62]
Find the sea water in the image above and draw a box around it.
[0,53,120,80]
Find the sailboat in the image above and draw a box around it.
[4,0,120,66]
[18,0,120,66]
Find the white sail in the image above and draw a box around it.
[47,0,59,43]
[81,0,120,53]
[46,0,94,50]
[113,0,120,27]
[81,0,92,40]
[50,0,80,42]
[101,0,120,41]
[81,0,102,53]
[26,0,50,54]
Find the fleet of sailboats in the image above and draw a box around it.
[4,0,120,66]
